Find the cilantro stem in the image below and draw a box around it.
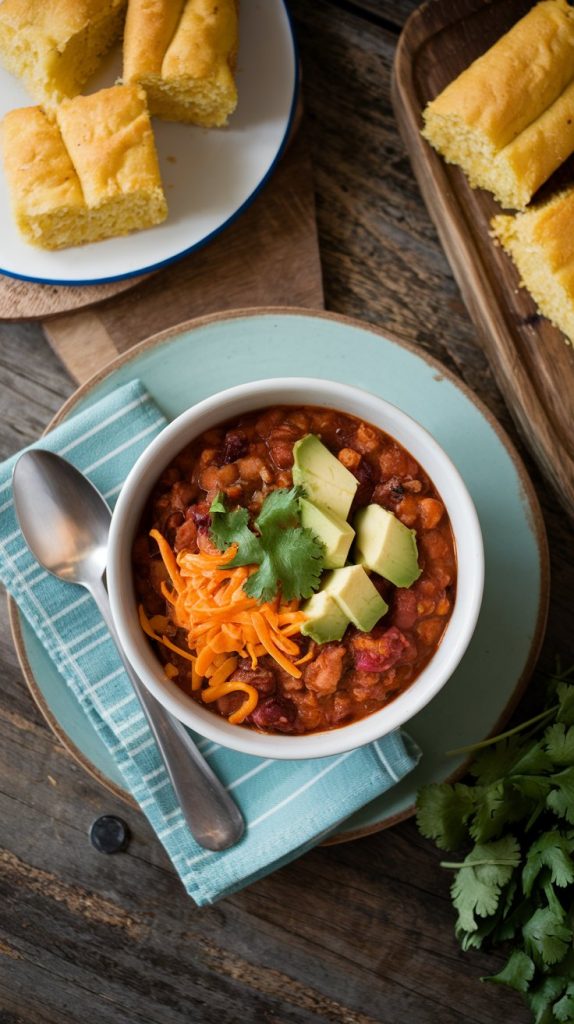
[445,705,557,758]
[440,859,520,869]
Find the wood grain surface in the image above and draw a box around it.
[0,272,151,323]
[392,0,574,521]
[0,3,573,1024]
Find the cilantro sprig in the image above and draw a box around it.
[416,664,574,1023]
[208,486,325,603]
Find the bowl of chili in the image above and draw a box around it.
[107,378,484,759]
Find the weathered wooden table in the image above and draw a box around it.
[1,3,572,1022]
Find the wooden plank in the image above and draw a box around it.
[44,126,324,382]
[0,272,148,323]
[392,0,574,521]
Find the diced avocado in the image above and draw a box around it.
[354,504,421,588]
[299,497,355,569]
[292,434,358,521]
[301,590,350,643]
[323,565,388,632]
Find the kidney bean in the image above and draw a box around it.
[350,458,375,510]
[372,476,404,509]
[186,502,211,528]
[222,431,248,464]
[249,696,297,731]
[352,626,412,673]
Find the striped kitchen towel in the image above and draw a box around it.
[0,378,420,905]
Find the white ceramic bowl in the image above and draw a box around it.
[107,378,484,759]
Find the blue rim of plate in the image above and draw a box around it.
[0,2,299,288]
[8,307,550,843]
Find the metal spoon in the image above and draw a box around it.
[12,449,244,851]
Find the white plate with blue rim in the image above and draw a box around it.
[0,0,297,286]
[8,309,549,842]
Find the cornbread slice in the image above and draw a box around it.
[1,85,168,250]
[2,106,88,248]
[492,191,574,345]
[0,0,127,108]
[422,0,574,209]
[123,0,238,127]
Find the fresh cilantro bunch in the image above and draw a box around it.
[209,486,325,603]
[416,665,574,1023]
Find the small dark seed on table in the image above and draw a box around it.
[89,815,130,854]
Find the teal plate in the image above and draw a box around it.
[10,309,549,842]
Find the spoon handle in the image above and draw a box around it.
[89,576,244,851]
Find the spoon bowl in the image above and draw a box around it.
[13,450,109,586]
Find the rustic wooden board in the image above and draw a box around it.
[43,126,324,384]
[392,0,574,522]
[0,272,151,322]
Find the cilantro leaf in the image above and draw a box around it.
[255,485,302,532]
[447,835,521,933]
[243,527,324,603]
[470,735,529,785]
[209,499,263,566]
[469,780,529,843]
[415,782,476,851]
[526,977,568,1024]
[545,723,574,766]
[209,493,227,514]
[415,661,574,1017]
[522,831,574,897]
[556,682,574,725]
[512,741,555,777]
[522,907,572,967]
[547,766,574,824]
[208,489,325,602]
[485,950,535,993]
[554,983,574,1022]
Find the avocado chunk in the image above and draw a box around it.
[323,565,388,632]
[299,497,355,569]
[292,434,358,521]
[301,590,350,643]
[354,504,421,588]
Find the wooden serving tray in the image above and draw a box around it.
[392,0,574,521]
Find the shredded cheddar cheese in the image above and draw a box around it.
[142,529,307,724]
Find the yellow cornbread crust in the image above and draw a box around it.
[0,0,127,108]
[492,191,574,346]
[1,85,168,250]
[123,0,238,127]
[422,0,574,210]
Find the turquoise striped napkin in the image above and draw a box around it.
[0,379,420,905]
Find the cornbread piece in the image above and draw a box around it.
[492,191,574,345]
[0,0,127,108]
[123,0,238,127]
[2,106,88,248]
[422,0,574,209]
[1,85,167,250]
